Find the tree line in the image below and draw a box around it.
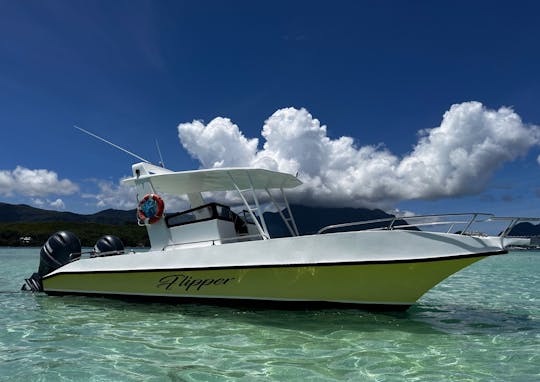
[0,221,150,247]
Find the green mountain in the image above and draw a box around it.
[2,201,536,248]
[0,202,398,247]
[508,222,540,236]
[266,205,394,236]
[0,202,135,224]
[0,203,143,247]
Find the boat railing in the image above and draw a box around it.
[69,249,129,262]
[66,214,539,261]
[488,216,540,237]
[67,232,267,261]
[316,213,540,238]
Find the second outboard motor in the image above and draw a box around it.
[92,235,124,256]
[22,231,81,292]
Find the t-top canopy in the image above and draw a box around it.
[122,165,302,195]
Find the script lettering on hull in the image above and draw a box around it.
[156,274,235,292]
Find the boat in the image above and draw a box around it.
[22,162,540,309]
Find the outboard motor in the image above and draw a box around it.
[92,235,124,257]
[22,231,81,292]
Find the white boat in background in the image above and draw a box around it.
[23,162,540,309]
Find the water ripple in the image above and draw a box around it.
[1,249,538,381]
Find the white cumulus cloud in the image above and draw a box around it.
[91,180,138,210]
[31,198,66,210]
[31,198,45,207]
[49,198,65,210]
[89,179,189,212]
[178,117,258,168]
[0,166,79,197]
[177,102,540,209]
[395,102,538,199]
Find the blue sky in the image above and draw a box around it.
[1,0,540,216]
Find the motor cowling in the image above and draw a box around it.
[22,231,81,292]
[38,231,82,277]
[93,235,124,256]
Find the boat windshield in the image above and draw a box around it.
[165,203,245,229]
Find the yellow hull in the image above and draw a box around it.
[43,255,489,306]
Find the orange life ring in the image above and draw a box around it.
[137,194,165,224]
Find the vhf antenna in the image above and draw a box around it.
[74,125,151,164]
[155,139,165,168]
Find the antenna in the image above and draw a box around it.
[155,139,165,168]
[74,125,151,164]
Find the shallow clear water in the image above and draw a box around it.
[1,248,538,381]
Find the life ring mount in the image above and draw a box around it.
[137,194,165,224]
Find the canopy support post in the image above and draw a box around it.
[227,171,269,240]
[265,188,298,237]
[281,188,299,236]
[247,171,270,238]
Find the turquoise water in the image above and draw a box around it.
[1,248,538,381]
